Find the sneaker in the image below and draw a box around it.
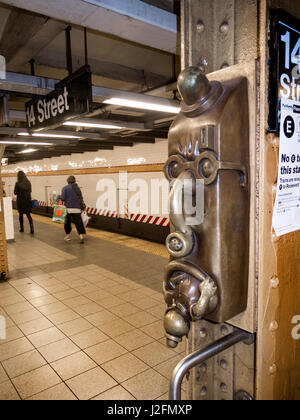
[64,236,71,242]
[80,238,84,244]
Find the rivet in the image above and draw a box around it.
[199,363,207,373]
[270,276,279,289]
[269,364,277,375]
[221,325,229,335]
[220,62,230,69]
[272,184,277,194]
[219,21,229,34]
[197,20,205,32]
[269,321,278,332]
[220,359,228,370]
[199,328,207,338]
[220,383,228,392]
[200,386,207,396]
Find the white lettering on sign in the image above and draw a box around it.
[280,25,300,101]
[27,86,70,128]
[291,315,300,340]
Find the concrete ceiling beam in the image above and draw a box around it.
[0,0,177,53]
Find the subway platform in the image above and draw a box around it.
[0,214,187,400]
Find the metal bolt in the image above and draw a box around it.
[197,20,205,33]
[220,359,228,370]
[200,386,207,396]
[220,383,228,392]
[199,328,207,338]
[219,21,229,34]
[269,364,277,375]
[199,363,207,373]
[269,321,279,332]
[270,276,279,289]
[221,325,229,335]
[220,62,230,69]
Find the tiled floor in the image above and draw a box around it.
[0,215,187,400]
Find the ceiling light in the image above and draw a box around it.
[0,141,53,146]
[63,121,124,130]
[19,148,37,154]
[103,98,180,114]
[18,132,80,139]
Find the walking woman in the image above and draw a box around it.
[14,171,34,234]
[61,176,86,244]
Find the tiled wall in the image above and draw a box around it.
[2,139,168,174]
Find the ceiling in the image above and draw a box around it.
[0,0,181,164]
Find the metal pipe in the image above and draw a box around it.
[169,329,253,400]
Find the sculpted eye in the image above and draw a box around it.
[198,158,214,179]
[168,161,182,178]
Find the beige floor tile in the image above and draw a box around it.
[114,329,154,352]
[0,364,8,384]
[101,353,148,383]
[142,320,165,340]
[0,325,24,344]
[132,296,160,311]
[29,295,58,308]
[43,283,70,294]
[73,302,103,317]
[92,385,135,400]
[4,301,35,316]
[12,365,61,400]
[133,341,177,367]
[62,296,92,309]
[85,310,119,327]
[97,318,135,338]
[70,328,109,349]
[98,296,127,310]
[0,337,34,362]
[52,289,80,301]
[18,317,54,336]
[27,327,66,348]
[50,352,96,381]
[0,294,26,307]
[27,383,77,400]
[146,304,165,319]
[153,355,183,380]
[122,369,169,400]
[38,302,69,316]
[10,308,43,325]
[0,380,20,400]
[58,318,93,337]
[126,311,158,328]
[85,339,127,365]
[110,302,142,318]
[46,309,81,325]
[2,350,47,378]
[66,367,117,400]
[20,288,49,300]
[38,338,80,363]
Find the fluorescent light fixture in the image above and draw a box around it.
[19,148,37,154]
[18,132,80,139]
[0,141,53,146]
[103,97,180,114]
[63,121,124,130]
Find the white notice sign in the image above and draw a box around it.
[272,98,300,236]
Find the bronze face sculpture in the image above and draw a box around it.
[163,67,250,348]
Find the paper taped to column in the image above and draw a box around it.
[272,98,300,236]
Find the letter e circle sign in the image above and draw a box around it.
[283,116,295,138]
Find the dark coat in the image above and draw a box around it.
[14,180,32,213]
[61,183,84,209]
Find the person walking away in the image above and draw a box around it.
[61,176,86,244]
[14,171,34,234]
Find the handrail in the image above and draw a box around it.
[169,329,254,400]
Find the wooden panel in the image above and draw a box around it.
[1,163,164,178]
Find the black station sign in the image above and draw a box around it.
[268,10,300,132]
[25,65,93,131]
